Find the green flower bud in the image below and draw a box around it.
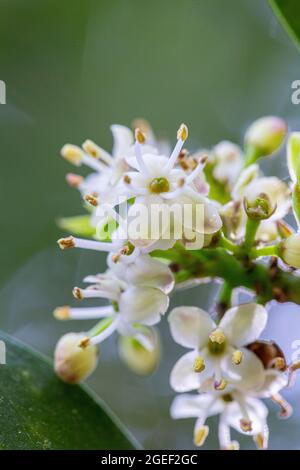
[287,132,300,183]
[280,233,300,269]
[54,332,98,384]
[244,192,275,220]
[118,327,160,376]
[292,184,300,227]
[245,116,287,163]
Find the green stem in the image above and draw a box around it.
[218,233,239,254]
[250,245,279,259]
[216,281,233,319]
[243,218,260,252]
[172,247,300,305]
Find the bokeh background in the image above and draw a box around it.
[0,0,300,449]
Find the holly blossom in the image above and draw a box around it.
[169,303,267,393]
[121,125,222,250]
[54,258,173,349]
[170,367,291,450]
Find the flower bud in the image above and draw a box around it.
[54,332,98,384]
[244,116,287,162]
[287,132,300,183]
[118,327,160,376]
[244,192,275,220]
[279,233,300,269]
[292,184,300,227]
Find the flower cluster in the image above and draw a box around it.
[53,116,300,449]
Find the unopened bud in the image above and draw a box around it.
[245,116,286,162]
[280,233,300,269]
[244,192,275,220]
[54,332,98,384]
[287,132,300,183]
[118,328,160,376]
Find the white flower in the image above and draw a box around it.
[168,303,267,393]
[224,165,291,241]
[57,229,175,293]
[121,125,222,250]
[212,141,244,187]
[170,368,290,449]
[54,257,172,348]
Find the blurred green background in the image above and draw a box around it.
[0,0,300,449]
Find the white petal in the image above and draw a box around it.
[119,286,168,326]
[258,369,288,397]
[231,164,260,200]
[170,351,213,392]
[220,303,268,347]
[168,306,215,349]
[110,125,134,158]
[125,254,174,294]
[225,397,268,436]
[221,348,265,392]
[171,393,223,419]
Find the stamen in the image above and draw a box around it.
[273,357,286,370]
[253,428,269,450]
[89,319,118,345]
[123,175,131,184]
[135,128,146,144]
[66,305,115,320]
[177,177,185,187]
[271,393,293,419]
[164,123,189,171]
[53,306,70,320]
[57,236,75,250]
[193,425,209,447]
[214,378,227,390]
[79,337,90,349]
[61,237,119,252]
[224,441,240,451]
[193,356,205,373]
[232,350,243,365]
[82,139,114,165]
[73,287,83,300]
[66,173,83,188]
[61,144,84,166]
[84,194,98,207]
[177,123,188,142]
[186,156,208,184]
[209,328,226,345]
[240,419,252,432]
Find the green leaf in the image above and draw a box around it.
[57,215,96,237]
[270,0,300,50]
[0,331,138,450]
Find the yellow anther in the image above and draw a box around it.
[273,357,286,370]
[135,128,146,144]
[82,139,100,158]
[177,123,188,142]
[240,419,252,432]
[53,306,70,320]
[223,441,240,451]
[66,173,83,188]
[214,378,227,391]
[84,194,98,207]
[57,236,75,250]
[123,174,131,184]
[232,350,243,365]
[79,337,90,349]
[193,356,205,373]
[61,144,84,166]
[254,433,266,450]
[193,425,209,447]
[209,328,226,345]
[72,287,83,300]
